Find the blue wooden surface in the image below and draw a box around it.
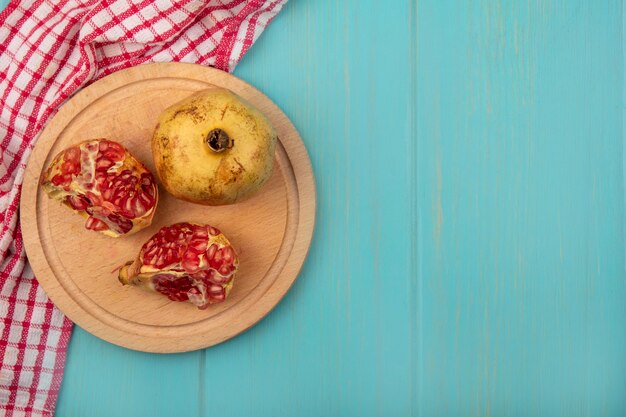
[3,0,626,415]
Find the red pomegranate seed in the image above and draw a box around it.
[206,244,217,262]
[85,217,108,231]
[181,252,201,273]
[66,195,90,211]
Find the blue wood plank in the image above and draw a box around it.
[56,335,201,417]
[415,1,625,415]
[1,0,625,416]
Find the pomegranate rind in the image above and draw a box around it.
[152,88,277,205]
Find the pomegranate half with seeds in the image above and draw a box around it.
[118,223,239,308]
[41,139,158,237]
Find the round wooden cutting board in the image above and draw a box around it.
[20,63,316,353]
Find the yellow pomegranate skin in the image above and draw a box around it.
[152,88,277,205]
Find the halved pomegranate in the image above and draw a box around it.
[41,139,158,237]
[118,223,239,308]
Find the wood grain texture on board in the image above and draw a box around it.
[20,63,316,353]
[0,0,622,415]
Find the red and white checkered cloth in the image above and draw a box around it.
[0,0,286,415]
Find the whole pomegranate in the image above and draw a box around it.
[118,223,239,308]
[41,139,158,237]
[152,88,277,205]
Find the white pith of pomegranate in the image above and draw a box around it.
[41,139,158,237]
[118,223,239,308]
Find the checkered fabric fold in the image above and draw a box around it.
[0,1,286,415]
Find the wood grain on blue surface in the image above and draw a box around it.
[2,0,625,416]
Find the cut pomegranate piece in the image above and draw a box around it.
[41,139,158,237]
[118,223,239,309]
